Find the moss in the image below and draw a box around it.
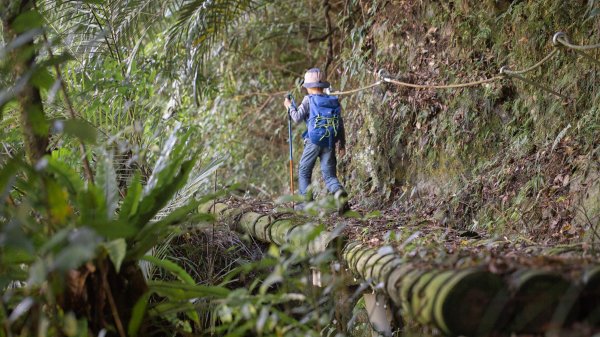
[325,0,599,241]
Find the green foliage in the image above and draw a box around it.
[0,128,228,335]
[0,1,350,335]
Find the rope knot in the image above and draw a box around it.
[553,32,568,46]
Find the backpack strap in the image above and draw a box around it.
[314,114,339,140]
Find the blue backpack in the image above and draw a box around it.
[305,94,342,148]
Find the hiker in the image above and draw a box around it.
[284,68,349,212]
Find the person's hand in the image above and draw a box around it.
[284,97,292,109]
[338,147,346,158]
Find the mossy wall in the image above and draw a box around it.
[328,0,599,239]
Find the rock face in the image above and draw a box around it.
[201,201,600,336]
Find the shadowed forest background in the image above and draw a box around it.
[1,0,599,336]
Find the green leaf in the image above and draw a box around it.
[96,150,118,219]
[0,158,21,197]
[0,99,17,120]
[12,10,43,33]
[47,156,85,195]
[77,186,107,225]
[103,239,126,272]
[90,220,137,239]
[39,227,70,255]
[343,210,362,219]
[364,210,382,219]
[126,199,201,260]
[119,172,142,222]
[1,247,34,265]
[46,179,71,223]
[52,244,96,271]
[29,103,49,136]
[42,53,75,68]
[586,8,600,21]
[128,293,150,337]
[148,281,229,299]
[132,157,196,229]
[30,67,55,90]
[54,119,97,144]
[8,297,34,323]
[148,301,199,324]
[259,266,283,295]
[223,320,254,337]
[140,255,195,285]
[28,259,47,285]
[52,228,100,272]
[306,224,325,242]
[187,212,215,223]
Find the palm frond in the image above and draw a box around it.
[167,0,257,65]
[153,155,225,221]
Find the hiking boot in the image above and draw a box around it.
[334,189,350,215]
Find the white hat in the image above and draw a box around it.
[302,68,330,88]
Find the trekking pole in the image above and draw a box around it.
[286,94,296,206]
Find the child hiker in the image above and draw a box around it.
[284,68,349,213]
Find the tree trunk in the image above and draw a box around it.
[1,0,50,163]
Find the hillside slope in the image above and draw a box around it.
[324,0,599,244]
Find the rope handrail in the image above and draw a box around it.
[328,75,503,96]
[553,32,600,51]
[499,49,559,76]
[330,42,567,97]
[552,32,600,68]
[233,31,595,101]
[382,75,501,89]
[329,81,383,95]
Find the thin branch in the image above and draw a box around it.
[88,5,120,65]
[102,5,126,69]
[5,195,16,207]
[88,3,140,145]
[239,96,273,121]
[99,261,127,337]
[323,0,334,77]
[308,27,338,43]
[37,5,95,183]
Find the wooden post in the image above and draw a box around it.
[363,292,393,337]
[311,268,322,287]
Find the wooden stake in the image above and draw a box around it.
[363,292,393,337]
